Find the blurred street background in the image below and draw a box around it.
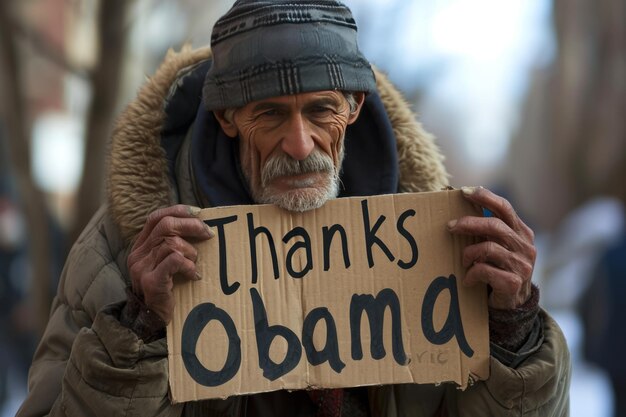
[0,0,623,415]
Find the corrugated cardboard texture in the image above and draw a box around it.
[167,190,489,403]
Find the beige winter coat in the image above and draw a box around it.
[17,46,570,417]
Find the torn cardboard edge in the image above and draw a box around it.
[167,190,490,403]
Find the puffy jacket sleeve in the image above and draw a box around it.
[449,310,571,416]
[16,207,183,417]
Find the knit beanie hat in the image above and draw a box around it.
[203,0,377,110]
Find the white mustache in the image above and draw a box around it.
[261,151,336,187]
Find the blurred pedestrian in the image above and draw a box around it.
[580,226,626,417]
[0,194,34,409]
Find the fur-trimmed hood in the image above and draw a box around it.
[107,46,448,243]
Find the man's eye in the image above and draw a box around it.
[311,107,333,115]
[256,109,280,118]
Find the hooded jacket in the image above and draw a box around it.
[18,46,570,417]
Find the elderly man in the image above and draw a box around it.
[18,0,570,416]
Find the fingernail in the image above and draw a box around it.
[188,206,202,216]
[461,186,476,195]
[204,223,215,238]
[447,219,457,229]
[194,271,202,281]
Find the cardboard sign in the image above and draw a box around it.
[167,190,490,403]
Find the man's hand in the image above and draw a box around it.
[127,205,214,324]
[447,187,536,310]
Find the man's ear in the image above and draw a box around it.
[347,92,366,125]
[213,110,239,138]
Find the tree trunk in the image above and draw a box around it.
[0,1,54,336]
[69,0,132,246]
[507,0,626,231]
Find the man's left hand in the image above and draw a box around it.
[447,186,536,310]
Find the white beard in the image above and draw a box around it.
[248,147,344,212]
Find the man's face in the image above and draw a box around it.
[215,91,364,211]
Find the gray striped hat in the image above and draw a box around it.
[203,0,377,110]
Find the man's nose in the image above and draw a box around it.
[281,114,315,161]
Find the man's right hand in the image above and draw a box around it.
[127,205,214,324]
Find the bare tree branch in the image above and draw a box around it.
[11,12,91,80]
